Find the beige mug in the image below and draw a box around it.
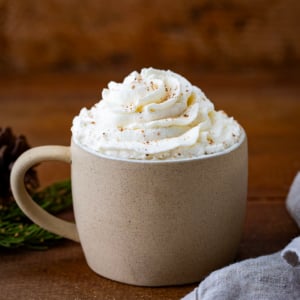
[10,129,248,286]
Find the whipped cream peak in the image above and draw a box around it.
[72,67,242,160]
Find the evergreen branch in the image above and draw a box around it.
[0,179,72,249]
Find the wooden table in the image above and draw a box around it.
[0,69,299,299]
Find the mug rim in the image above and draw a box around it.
[71,127,246,164]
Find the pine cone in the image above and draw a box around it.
[0,127,39,205]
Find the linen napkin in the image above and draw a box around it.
[182,172,300,300]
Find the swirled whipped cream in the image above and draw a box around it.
[71,68,242,160]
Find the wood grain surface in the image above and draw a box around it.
[0,69,299,299]
[1,0,300,73]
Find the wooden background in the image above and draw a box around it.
[0,0,300,74]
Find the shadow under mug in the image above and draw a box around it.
[10,129,248,286]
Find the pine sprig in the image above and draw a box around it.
[0,180,72,249]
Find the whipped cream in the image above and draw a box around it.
[71,68,242,160]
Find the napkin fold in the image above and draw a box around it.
[183,172,300,300]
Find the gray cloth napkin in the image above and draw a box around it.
[182,172,300,300]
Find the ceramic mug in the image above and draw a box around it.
[10,128,248,286]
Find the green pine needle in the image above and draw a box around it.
[0,180,72,250]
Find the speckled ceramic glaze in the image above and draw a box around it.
[10,129,248,286]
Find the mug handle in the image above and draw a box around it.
[10,146,80,242]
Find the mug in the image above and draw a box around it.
[10,129,248,286]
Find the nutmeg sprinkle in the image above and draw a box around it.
[71,67,242,160]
